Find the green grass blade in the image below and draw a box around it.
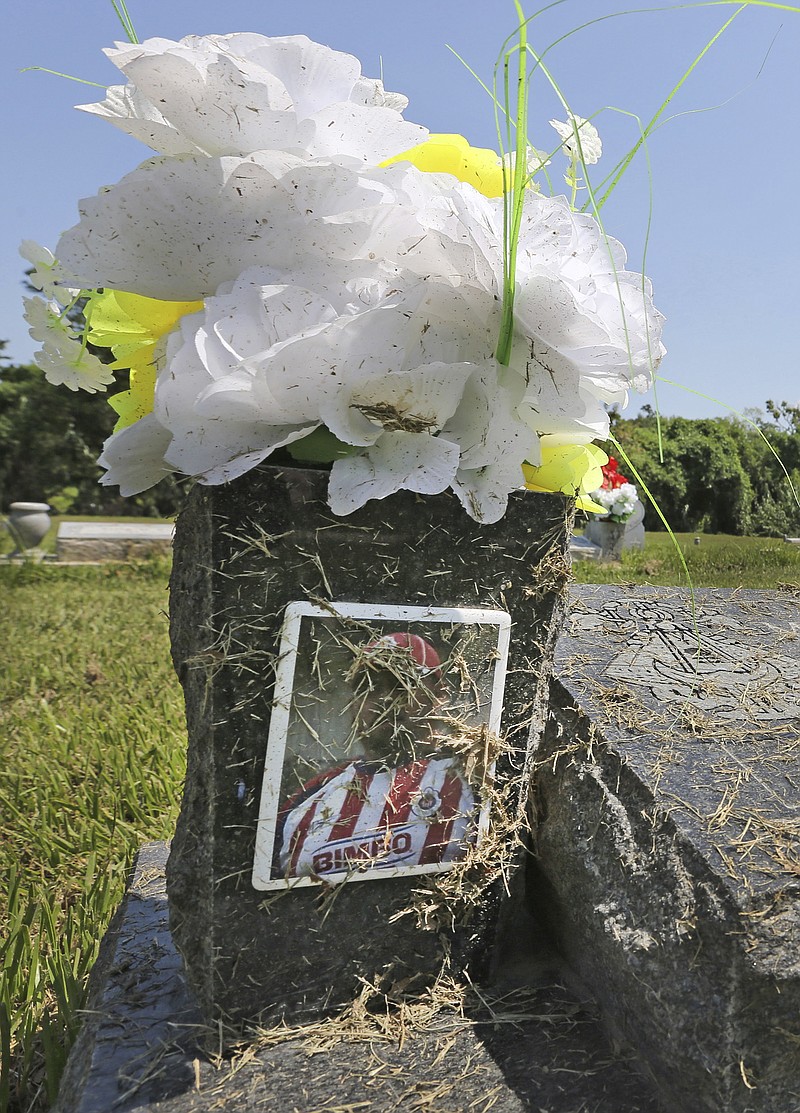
[595,6,746,211]
[110,0,139,44]
[19,67,105,88]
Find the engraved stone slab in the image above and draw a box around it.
[57,521,173,562]
[535,585,800,1113]
[54,843,201,1113]
[55,842,661,1113]
[168,465,572,1026]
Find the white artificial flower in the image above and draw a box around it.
[592,482,639,521]
[136,266,518,517]
[98,414,176,495]
[51,86,662,520]
[23,295,65,345]
[56,152,432,300]
[98,255,537,520]
[33,335,115,394]
[72,154,663,518]
[78,33,426,164]
[328,432,461,514]
[406,180,663,423]
[154,281,325,481]
[444,367,539,522]
[24,293,115,392]
[549,117,602,165]
[19,241,76,304]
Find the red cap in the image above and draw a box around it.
[365,632,442,678]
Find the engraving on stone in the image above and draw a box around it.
[570,597,800,722]
[252,602,511,890]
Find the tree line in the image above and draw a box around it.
[0,349,181,517]
[610,402,800,536]
[1,347,798,534]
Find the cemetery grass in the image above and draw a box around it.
[0,559,186,1113]
[0,533,797,1113]
[574,531,800,590]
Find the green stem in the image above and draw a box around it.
[495,1,529,367]
[110,0,139,44]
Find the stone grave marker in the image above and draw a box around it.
[54,842,662,1113]
[569,533,602,561]
[535,585,800,1113]
[583,500,645,559]
[167,465,573,1027]
[56,521,173,562]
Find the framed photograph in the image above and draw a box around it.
[252,602,511,890]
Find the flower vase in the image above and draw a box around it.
[7,502,51,555]
[167,463,572,1026]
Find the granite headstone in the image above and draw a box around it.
[583,500,646,559]
[56,521,174,562]
[168,464,573,1026]
[55,843,662,1113]
[534,585,800,1113]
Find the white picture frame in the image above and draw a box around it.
[252,601,511,890]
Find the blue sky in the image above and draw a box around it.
[2,0,798,420]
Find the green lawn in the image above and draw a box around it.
[1,531,798,1112]
[0,560,185,1113]
[573,530,800,590]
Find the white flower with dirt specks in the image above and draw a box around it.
[23,294,115,393]
[34,337,115,394]
[104,263,533,520]
[19,241,76,304]
[79,33,426,164]
[80,157,662,520]
[549,116,602,164]
[29,31,666,522]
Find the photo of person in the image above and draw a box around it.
[273,631,475,881]
[251,602,511,891]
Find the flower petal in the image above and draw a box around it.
[80,34,426,162]
[98,413,175,494]
[327,431,460,514]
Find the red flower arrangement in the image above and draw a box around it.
[600,457,630,490]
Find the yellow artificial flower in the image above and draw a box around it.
[522,442,609,513]
[85,290,202,430]
[382,133,506,198]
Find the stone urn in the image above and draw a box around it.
[167,464,573,1026]
[7,502,51,554]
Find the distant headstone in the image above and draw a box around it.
[535,585,800,1113]
[168,465,572,1026]
[623,499,645,548]
[569,534,601,561]
[583,500,645,559]
[56,522,173,562]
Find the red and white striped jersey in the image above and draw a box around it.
[275,756,476,880]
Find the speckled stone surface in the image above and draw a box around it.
[536,585,800,1113]
[56,522,173,562]
[56,842,663,1113]
[167,467,574,1026]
